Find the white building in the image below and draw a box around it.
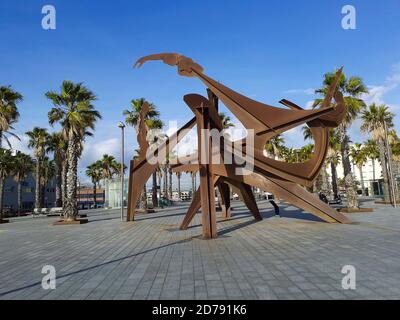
[333,146,383,196]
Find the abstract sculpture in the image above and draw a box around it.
[128,53,351,239]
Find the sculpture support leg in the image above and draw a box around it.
[196,106,217,239]
[236,183,262,221]
[180,187,201,230]
[218,182,231,219]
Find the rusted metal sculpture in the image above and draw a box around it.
[128,53,351,239]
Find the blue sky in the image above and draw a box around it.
[1,0,400,187]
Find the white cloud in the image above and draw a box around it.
[6,133,32,155]
[284,88,315,95]
[305,100,314,109]
[362,62,400,106]
[282,126,306,148]
[362,83,397,105]
[78,138,120,176]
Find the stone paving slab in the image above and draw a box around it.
[1,199,400,300]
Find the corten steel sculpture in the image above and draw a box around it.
[127,53,351,239]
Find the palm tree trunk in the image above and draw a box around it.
[152,172,158,207]
[341,133,358,208]
[0,178,4,220]
[64,135,79,220]
[55,161,62,207]
[177,174,181,200]
[61,161,67,209]
[17,181,22,216]
[314,172,323,194]
[93,182,97,208]
[378,137,391,202]
[168,168,172,200]
[140,184,147,210]
[372,158,376,179]
[35,158,41,210]
[41,185,45,208]
[330,161,339,198]
[358,165,365,195]
[104,178,109,208]
[321,165,330,196]
[163,168,167,198]
[191,172,195,196]
[157,170,161,202]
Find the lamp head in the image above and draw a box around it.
[118,121,126,129]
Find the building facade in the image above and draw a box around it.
[335,156,383,196]
[77,187,105,209]
[2,173,56,214]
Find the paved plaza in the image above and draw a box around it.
[1,199,400,300]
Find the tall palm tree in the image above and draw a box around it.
[98,154,119,208]
[123,98,163,207]
[326,143,341,198]
[46,81,101,220]
[326,129,341,198]
[313,70,368,208]
[364,139,379,184]
[46,132,65,207]
[161,160,168,201]
[167,151,177,201]
[265,134,285,160]
[219,112,235,129]
[349,143,368,195]
[26,127,50,210]
[361,103,395,202]
[189,170,196,197]
[132,148,147,209]
[176,171,182,200]
[0,148,13,221]
[0,86,23,148]
[86,161,102,208]
[304,126,341,198]
[39,156,56,207]
[13,152,34,215]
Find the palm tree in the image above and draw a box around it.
[0,86,23,148]
[13,152,34,215]
[0,148,13,221]
[304,127,341,198]
[39,157,56,207]
[189,170,196,197]
[161,160,168,201]
[265,134,285,160]
[46,132,65,207]
[86,161,102,209]
[98,154,119,208]
[176,171,182,200]
[123,98,161,127]
[219,112,235,129]
[361,103,395,202]
[313,70,368,208]
[46,81,101,220]
[132,148,147,209]
[364,139,379,185]
[123,98,163,207]
[326,142,341,198]
[26,127,50,210]
[167,151,177,201]
[349,143,368,195]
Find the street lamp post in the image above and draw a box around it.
[118,122,126,221]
